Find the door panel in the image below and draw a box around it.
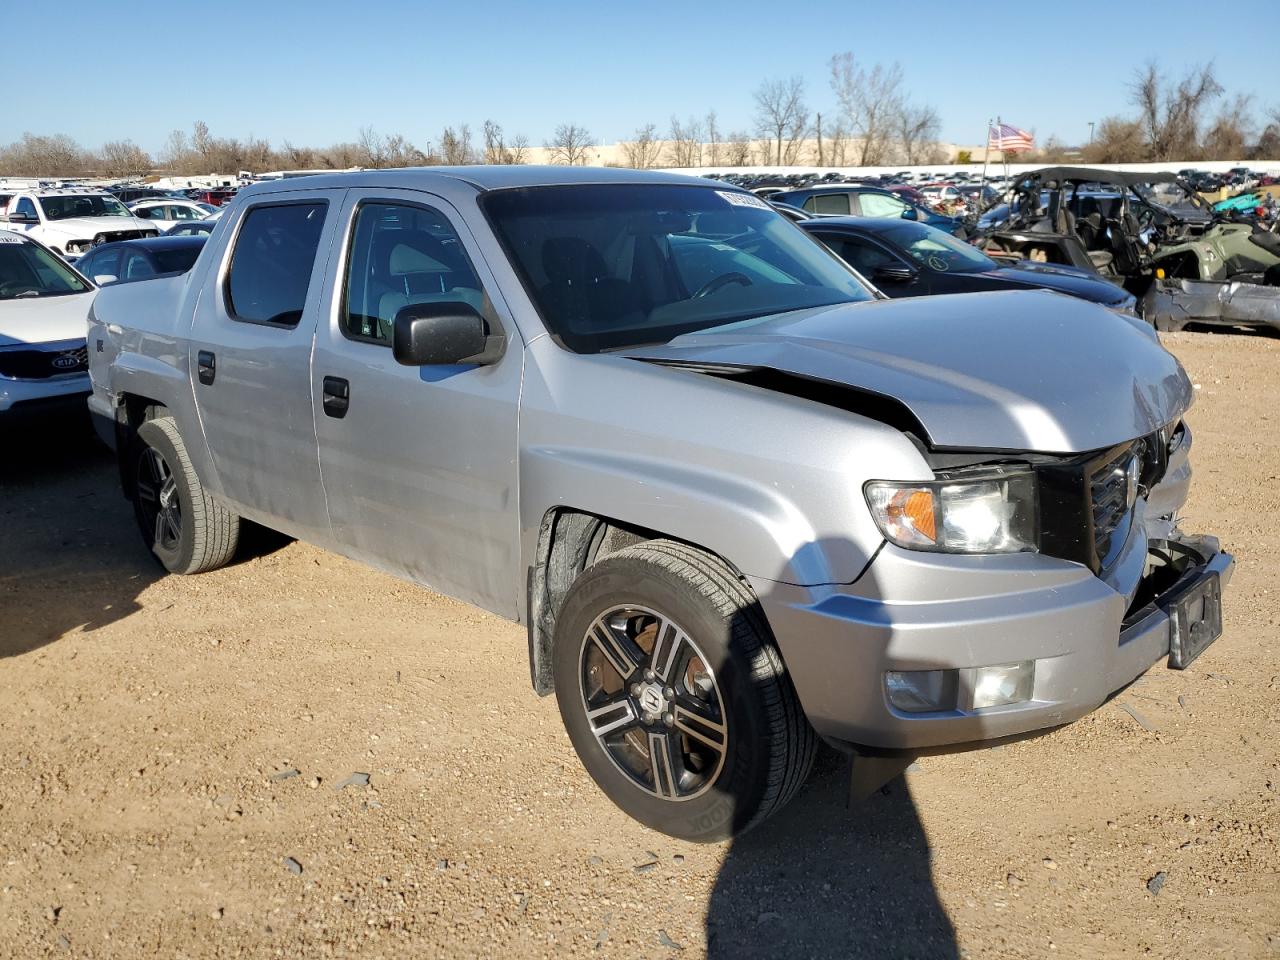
[312,189,523,617]
[189,189,344,543]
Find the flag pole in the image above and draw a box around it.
[979,117,992,195]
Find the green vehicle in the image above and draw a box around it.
[976,167,1280,332]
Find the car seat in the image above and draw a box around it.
[538,237,633,330]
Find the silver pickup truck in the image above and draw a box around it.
[87,167,1232,840]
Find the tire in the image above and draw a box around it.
[129,416,239,574]
[552,539,816,841]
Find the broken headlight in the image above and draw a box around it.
[864,470,1038,554]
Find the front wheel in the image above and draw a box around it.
[129,416,239,574]
[552,540,815,841]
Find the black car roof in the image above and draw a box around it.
[1020,166,1178,187]
[84,235,207,254]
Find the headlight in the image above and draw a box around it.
[864,470,1037,553]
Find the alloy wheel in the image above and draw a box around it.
[578,605,728,801]
[136,447,182,552]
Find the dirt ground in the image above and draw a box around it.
[1,329,1277,960]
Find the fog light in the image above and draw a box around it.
[885,669,958,713]
[968,661,1035,709]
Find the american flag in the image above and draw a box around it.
[988,123,1035,153]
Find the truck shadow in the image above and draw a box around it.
[706,766,956,959]
[0,414,162,658]
[704,538,959,958]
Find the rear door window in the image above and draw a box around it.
[811,193,851,215]
[225,202,327,326]
[858,193,910,218]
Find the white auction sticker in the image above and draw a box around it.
[716,190,771,210]
[0,234,26,243]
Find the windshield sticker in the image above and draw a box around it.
[0,234,27,243]
[716,190,771,211]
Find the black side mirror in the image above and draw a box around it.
[874,264,917,284]
[901,206,919,221]
[392,300,503,366]
[7,211,37,223]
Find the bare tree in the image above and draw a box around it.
[439,125,477,164]
[1254,107,1280,160]
[545,123,594,165]
[0,133,90,177]
[753,76,808,165]
[96,139,152,178]
[622,123,662,169]
[895,102,941,164]
[829,53,906,166]
[1081,116,1149,163]
[705,110,721,166]
[1132,61,1223,160]
[666,115,704,167]
[280,140,315,169]
[358,126,386,168]
[1203,94,1254,160]
[724,131,753,166]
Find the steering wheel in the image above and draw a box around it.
[692,272,753,299]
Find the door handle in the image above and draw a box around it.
[197,350,215,385]
[322,376,350,419]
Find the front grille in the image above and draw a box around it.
[93,229,157,244]
[0,344,88,380]
[1089,445,1137,569]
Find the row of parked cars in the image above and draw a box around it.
[0,165,1238,842]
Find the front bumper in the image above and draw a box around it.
[1143,277,1280,331]
[755,531,1233,751]
[0,374,91,417]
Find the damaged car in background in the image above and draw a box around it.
[89,168,1232,840]
[975,166,1280,332]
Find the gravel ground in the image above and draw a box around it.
[1,329,1277,959]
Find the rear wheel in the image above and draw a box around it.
[130,416,239,574]
[552,540,815,841]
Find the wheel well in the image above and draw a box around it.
[114,394,169,497]
[525,509,745,696]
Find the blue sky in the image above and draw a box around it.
[10,0,1277,153]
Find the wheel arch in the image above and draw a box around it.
[526,506,758,696]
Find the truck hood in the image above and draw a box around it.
[0,291,95,347]
[984,261,1133,307]
[625,290,1191,454]
[41,216,154,236]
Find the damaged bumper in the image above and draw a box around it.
[755,530,1233,752]
[1143,277,1280,331]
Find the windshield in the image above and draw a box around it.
[483,184,873,353]
[39,194,132,221]
[0,236,91,299]
[882,222,995,274]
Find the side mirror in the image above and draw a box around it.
[901,206,919,221]
[93,274,118,286]
[7,211,37,223]
[392,300,502,366]
[874,264,917,284]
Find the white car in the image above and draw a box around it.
[0,230,95,417]
[128,198,217,232]
[2,189,159,257]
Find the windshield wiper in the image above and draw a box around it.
[13,290,41,298]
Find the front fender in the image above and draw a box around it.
[517,340,930,591]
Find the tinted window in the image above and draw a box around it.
[820,234,898,274]
[226,202,326,326]
[14,198,37,219]
[342,201,484,345]
[811,193,850,215]
[0,236,91,298]
[483,184,873,354]
[882,222,995,274]
[82,247,122,280]
[123,251,158,281]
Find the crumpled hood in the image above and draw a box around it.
[0,291,95,347]
[40,216,153,236]
[626,290,1192,454]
